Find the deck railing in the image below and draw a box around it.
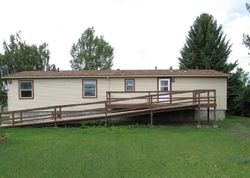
[0,89,216,127]
[106,89,216,106]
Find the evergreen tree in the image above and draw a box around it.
[70,27,114,70]
[227,68,248,115]
[241,84,250,117]
[179,13,237,73]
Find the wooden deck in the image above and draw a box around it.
[0,90,216,128]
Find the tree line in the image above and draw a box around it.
[0,4,250,116]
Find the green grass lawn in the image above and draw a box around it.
[1,116,250,178]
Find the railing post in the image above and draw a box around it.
[105,101,108,127]
[106,92,108,103]
[214,90,216,105]
[213,90,217,127]
[157,90,159,103]
[20,112,23,123]
[170,91,172,104]
[148,92,150,103]
[208,91,210,104]
[59,107,62,119]
[198,90,200,105]
[54,108,57,127]
[106,92,111,105]
[12,112,15,126]
[192,91,195,104]
[150,95,154,127]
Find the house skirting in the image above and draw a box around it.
[194,109,226,121]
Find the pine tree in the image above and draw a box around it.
[179,13,237,73]
[227,68,248,115]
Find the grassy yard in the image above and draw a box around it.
[1,116,250,178]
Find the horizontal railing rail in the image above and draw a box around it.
[0,89,216,127]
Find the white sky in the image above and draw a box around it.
[0,0,250,72]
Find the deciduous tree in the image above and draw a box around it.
[70,27,114,70]
[0,32,57,110]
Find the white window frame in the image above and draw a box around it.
[19,80,34,99]
[82,79,97,98]
[125,79,135,92]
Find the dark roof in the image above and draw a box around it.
[2,69,230,79]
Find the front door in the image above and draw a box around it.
[158,78,170,102]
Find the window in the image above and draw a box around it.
[83,79,97,98]
[19,80,34,99]
[159,79,170,92]
[125,79,135,92]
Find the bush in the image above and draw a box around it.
[0,130,5,138]
[241,85,250,117]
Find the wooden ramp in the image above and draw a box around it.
[0,90,217,128]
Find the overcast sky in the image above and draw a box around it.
[0,0,249,72]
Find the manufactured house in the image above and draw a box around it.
[1,69,229,123]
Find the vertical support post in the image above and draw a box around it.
[54,108,57,127]
[12,112,15,126]
[105,101,108,127]
[207,107,210,123]
[197,107,201,127]
[192,109,195,123]
[0,113,2,125]
[213,89,217,128]
[150,111,153,127]
[213,106,217,126]
[20,112,23,123]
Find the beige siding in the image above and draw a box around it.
[108,78,157,103]
[7,77,227,111]
[8,79,107,110]
[172,77,227,110]
[8,77,158,110]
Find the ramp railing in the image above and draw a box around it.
[0,89,216,127]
